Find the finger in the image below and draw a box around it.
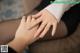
[21,16,26,24]
[30,37,40,44]
[32,12,42,19]
[39,23,51,38]
[26,16,32,23]
[34,22,47,38]
[29,17,42,29]
[31,18,35,22]
[52,24,57,36]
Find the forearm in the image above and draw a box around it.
[8,37,27,53]
[45,0,80,22]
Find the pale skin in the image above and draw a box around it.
[7,12,58,53]
[29,9,58,38]
[0,10,67,45]
[0,0,69,45]
[7,9,60,52]
[8,16,39,53]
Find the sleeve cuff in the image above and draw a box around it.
[45,2,74,22]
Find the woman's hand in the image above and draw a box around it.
[15,16,39,45]
[29,9,58,38]
[8,16,39,53]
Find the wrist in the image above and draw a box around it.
[14,36,29,45]
[45,3,65,22]
[45,9,59,23]
[8,37,28,52]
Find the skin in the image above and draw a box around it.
[8,16,39,53]
[0,10,67,44]
[6,13,67,53]
[29,9,58,38]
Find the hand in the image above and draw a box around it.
[15,16,39,45]
[30,9,58,38]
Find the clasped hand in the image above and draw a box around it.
[15,9,58,45]
[29,9,58,38]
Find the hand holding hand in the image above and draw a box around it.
[29,9,58,38]
[15,16,39,45]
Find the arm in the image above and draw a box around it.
[28,0,80,38]
[7,16,39,53]
[8,37,27,53]
[45,0,80,22]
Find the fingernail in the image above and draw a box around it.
[52,33,54,36]
[39,35,43,38]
